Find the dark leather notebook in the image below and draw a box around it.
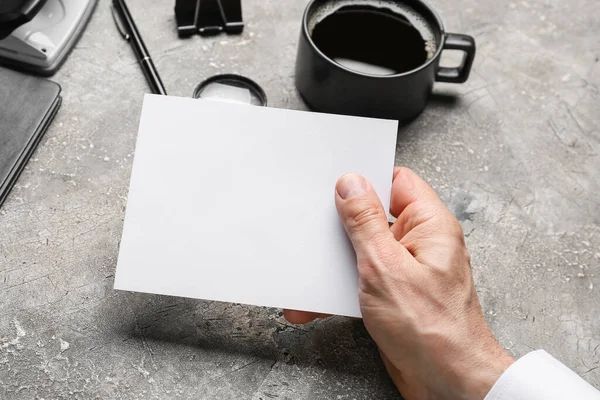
[0,67,62,207]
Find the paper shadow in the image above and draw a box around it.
[115,293,396,382]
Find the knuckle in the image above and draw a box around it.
[449,219,466,240]
[429,257,456,281]
[463,248,472,267]
[346,202,386,231]
[357,257,388,285]
[432,245,472,283]
[447,221,469,252]
[357,238,402,280]
[407,201,437,223]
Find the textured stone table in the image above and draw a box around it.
[1,0,599,398]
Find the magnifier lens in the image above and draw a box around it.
[193,75,267,106]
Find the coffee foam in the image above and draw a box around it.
[308,0,438,60]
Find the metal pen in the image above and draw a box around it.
[111,0,167,95]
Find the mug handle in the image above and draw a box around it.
[435,33,476,83]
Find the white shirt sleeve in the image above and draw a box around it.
[485,350,600,400]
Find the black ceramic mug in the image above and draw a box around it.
[295,0,476,122]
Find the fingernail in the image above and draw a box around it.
[337,174,367,199]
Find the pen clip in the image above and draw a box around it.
[111,5,130,41]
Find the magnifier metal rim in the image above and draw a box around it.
[193,74,268,106]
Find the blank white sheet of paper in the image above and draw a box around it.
[114,94,398,318]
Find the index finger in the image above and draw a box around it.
[390,167,444,218]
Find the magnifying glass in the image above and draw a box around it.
[193,74,267,106]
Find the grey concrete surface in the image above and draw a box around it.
[1,0,599,398]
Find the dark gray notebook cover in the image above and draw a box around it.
[0,67,62,207]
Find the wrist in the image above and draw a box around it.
[455,341,515,400]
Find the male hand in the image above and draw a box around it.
[284,167,514,400]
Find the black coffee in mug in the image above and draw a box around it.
[295,0,476,122]
[309,0,437,75]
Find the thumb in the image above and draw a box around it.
[335,173,397,261]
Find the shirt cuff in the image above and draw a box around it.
[485,350,600,400]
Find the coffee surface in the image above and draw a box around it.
[310,1,436,75]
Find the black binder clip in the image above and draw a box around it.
[175,0,243,38]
